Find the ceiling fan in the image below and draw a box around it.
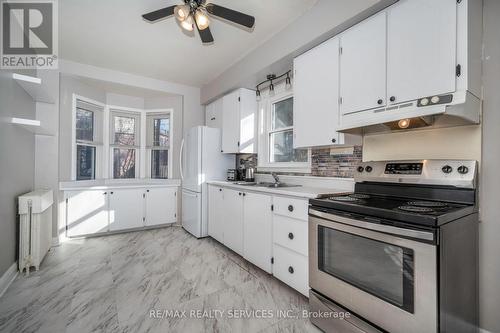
[142,0,256,44]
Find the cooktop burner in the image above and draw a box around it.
[397,206,435,214]
[407,201,448,208]
[350,194,371,199]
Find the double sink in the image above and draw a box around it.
[232,182,302,188]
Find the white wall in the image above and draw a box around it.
[363,125,482,162]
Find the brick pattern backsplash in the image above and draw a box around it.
[241,146,363,179]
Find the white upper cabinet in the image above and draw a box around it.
[221,88,257,154]
[205,97,223,130]
[293,37,343,148]
[340,12,387,114]
[387,0,457,104]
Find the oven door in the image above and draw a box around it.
[309,209,438,333]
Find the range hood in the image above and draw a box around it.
[338,91,481,135]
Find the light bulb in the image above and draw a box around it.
[398,118,411,129]
[174,4,191,21]
[269,82,275,96]
[180,14,194,31]
[195,8,210,30]
[256,90,261,102]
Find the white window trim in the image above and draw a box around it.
[145,109,174,179]
[71,94,106,181]
[257,87,311,173]
[108,105,142,179]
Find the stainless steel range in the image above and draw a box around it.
[308,160,478,333]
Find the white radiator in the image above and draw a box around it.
[18,189,53,275]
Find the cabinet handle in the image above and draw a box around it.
[288,266,294,274]
[288,205,294,212]
[103,192,107,195]
[288,232,294,240]
[110,191,114,194]
[211,117,216,121]
[377,99,383,105]
[390,96,396,102]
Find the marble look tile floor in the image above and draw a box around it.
[0,226,321,333]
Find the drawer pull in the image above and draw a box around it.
[288,266,294,274]
[288,205,294,212]
[288,232,294,240]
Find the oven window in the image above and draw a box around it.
[318,226,414,313]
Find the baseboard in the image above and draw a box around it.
[0,262,18,298]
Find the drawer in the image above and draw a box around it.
[273,215,308,256]
[273,196,308,221]
[273,244,309,296]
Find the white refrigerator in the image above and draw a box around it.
[180,126,235,238]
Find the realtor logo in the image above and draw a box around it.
[1,0,58,69]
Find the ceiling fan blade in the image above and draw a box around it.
[142,6,176,22]
[205,3,255,28]
[197,25,214,44]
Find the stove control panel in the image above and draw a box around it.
[354,160,477,189]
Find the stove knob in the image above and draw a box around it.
[357,166,364,173]
[458,165,469,174]
[365,166,373,173]
[442,165,453,174]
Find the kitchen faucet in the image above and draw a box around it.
[271,172,280,185]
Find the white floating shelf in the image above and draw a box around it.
[9,117,54,136]
[13,73,55,104]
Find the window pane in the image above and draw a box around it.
[76,109,94,141]
[114,116,135,146]
[270,130,308,163]
[153,118,170,147]
[113,148,136,179]
[151,150,169,179]
[76,145,95,180]
[272,97,293,130]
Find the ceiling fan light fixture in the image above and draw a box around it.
[180,14,195,31]
[174,4,191,21]
[195,8,210,30]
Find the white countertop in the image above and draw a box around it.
[60,179,181,191]
[207,181,350,199]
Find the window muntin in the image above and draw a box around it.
[268,97,308,164]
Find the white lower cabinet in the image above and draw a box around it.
[273,244,309,297]
[65,186,178,237]
[145,187,177,226]
[208,185,309,295]
[243,192,273,274]
[222,188,244,256]
[109,189,145,231]
[66,190,109,237]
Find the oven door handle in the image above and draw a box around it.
[309,208,435,242]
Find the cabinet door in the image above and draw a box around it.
[145,187,177,226]
[221,90,240,153]
[222,188,244,255]
[387,0,457,104]
[243,192,273,273]
[340,12,387,114]
[206,98,223,130]
[109,188,144,231]
[208,186,225,243]
[293,37,342,148]
[66,190,108,237]
[238,89,257,154]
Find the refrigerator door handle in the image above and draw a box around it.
[182,190,199,198]
[179,138,185,181]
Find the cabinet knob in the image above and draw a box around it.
[219,189,222,192]
[146,190,150,193]
[377,99,383,105]
[288,232,294,240]
[103,192,107,195]
[239,192,242,196]
[390,96,396,102]
[331,138,336,144]
[110,191,114,195]
[243,193,246,197]
[288,266,294,274]
[288,205,294,212]
[211,117,216,121]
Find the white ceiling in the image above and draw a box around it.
[60,0,318,87]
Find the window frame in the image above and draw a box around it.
[145,110,173,179]
[257,86,311,173]
[71,94,105,181]
[109,107,142,179]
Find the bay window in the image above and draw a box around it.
[146,113,171,179]
[110,110,140,179]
